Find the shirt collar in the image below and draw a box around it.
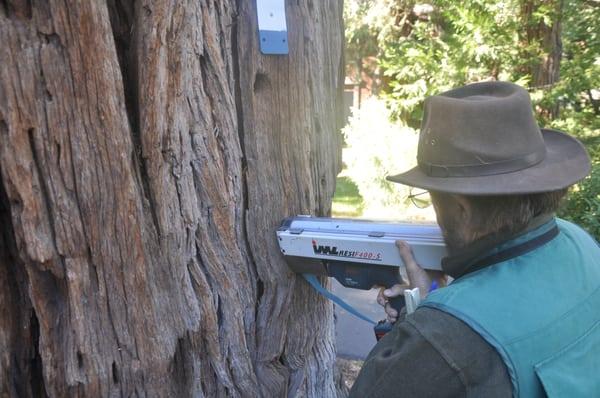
[441,214,558,279]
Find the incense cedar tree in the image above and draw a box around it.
[0,1,345,396]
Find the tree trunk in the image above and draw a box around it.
[0,1,344,397]
[519,0,563,118]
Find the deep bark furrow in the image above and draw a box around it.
[107,0,162,238]
[26,128,58,261]
[28,310,48,397]
[0,157,37,398]
[230,0,262,329]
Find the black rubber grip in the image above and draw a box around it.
[381,280,406,318]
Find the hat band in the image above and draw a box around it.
[418,148,546,178]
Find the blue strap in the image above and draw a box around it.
[302,273,376,325]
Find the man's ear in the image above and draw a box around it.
[452,194,472,222]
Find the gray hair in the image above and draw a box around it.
[430,189,569,252]
[465,189,569,239]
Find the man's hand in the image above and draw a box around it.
[376,240,447,322]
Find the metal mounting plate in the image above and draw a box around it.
[256,0,289,55]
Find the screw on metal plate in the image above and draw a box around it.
[256,0,289,55]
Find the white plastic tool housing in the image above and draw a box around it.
[277,216,446,271]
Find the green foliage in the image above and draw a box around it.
[379,0,521,126]
[342,99,416,217]
[344,0,384,65]
[340,99,437,220]
[344,0,600,134]
[558,140,600,240]
[559,163,600,241]
[520,0,599,239]
[543,0,600,137]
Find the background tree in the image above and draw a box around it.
[518,0,564,92]
[0,1,344,396]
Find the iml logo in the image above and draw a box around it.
[312,240,339,255]
[311,239,382,261]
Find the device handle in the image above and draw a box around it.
[327,261,407,316]
[381,280,406,317]
[373,272,406,341]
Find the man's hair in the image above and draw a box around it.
[464,189,568,239]
[431,189,569,251]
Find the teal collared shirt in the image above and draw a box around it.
[422,218,600,397]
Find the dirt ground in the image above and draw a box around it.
[336,358,364,393]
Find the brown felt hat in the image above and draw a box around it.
[387,81,591,195]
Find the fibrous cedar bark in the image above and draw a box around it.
[0,0,344,396]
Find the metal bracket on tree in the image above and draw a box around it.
[256,0,289,55]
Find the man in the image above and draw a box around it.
[349,81,599,397]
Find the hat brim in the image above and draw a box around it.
[386,129,591,195]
